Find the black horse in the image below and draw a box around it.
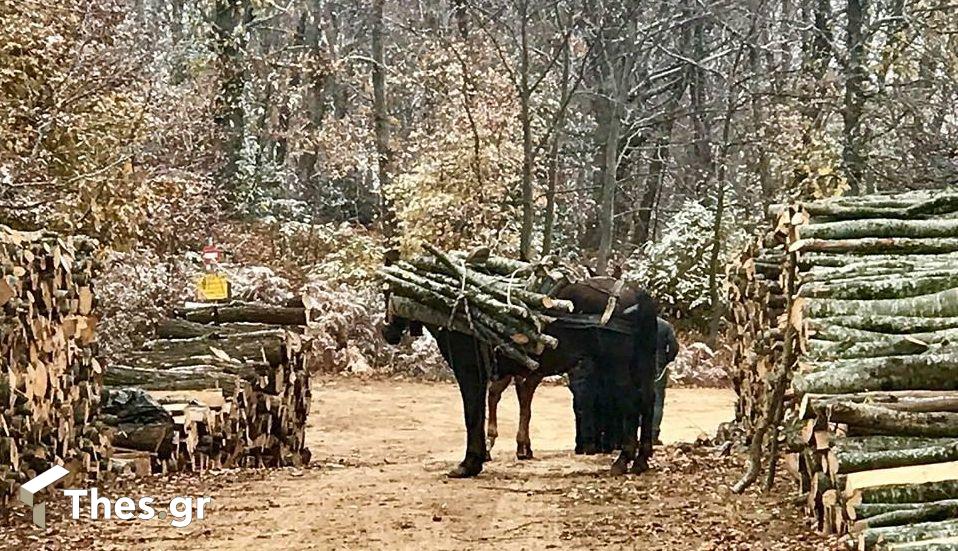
[382,278,657,478]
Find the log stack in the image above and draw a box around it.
[103,302,312,473]
[0,225,111,502]
[727,190,958,549]
[380,244,577,370]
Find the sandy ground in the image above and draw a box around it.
[1,379,842,550]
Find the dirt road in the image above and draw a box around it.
[3,379,840,550]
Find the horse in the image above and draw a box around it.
[382,276,658,478]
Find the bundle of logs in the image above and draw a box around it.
[0,225,111,503]
[727,189,958,550]
[103,302,312,473]
[380,244,577,370]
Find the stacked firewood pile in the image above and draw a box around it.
[727,190,958,549]
[103,302,312,473]
[380,244,578,370]
[0,226,111,502]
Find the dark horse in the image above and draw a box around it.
[382,277,658,478]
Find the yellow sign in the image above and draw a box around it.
[197,273,230,301]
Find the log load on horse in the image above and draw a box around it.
[379,247,658,478]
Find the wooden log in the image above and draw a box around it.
[855,501,958,520]
[808,316,958,335]
[177,302,307,325]
[852,501,958,533]
[832,442,958,475]
[814,402,958,438]
[104,365,243,393]
[860,519,958,550]
[800,274,958,301]
[794,354,958,395]
[884,538,958,550]
[792,238,958,255]
[857,480,958,505]
[804,288,958,318]
[800,193,958,221]
[156,319,280,340]
[801,219,958,241]
[802,393,958,419]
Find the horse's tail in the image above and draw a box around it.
[625,290,658,384]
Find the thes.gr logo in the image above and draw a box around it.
[18,465,71,528]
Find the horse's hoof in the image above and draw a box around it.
[610,457,629,476]
[516,446,534,460]
[485,451,492,462]
[574,445,584,455]
[447,463,482,478]
[629,457,650,475]
[583,443,598,456]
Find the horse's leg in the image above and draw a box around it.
[515,373,543,460]
[630,347,657,475]
[447,349,489,478]
[611,382,639,476]
[486,375,511,460]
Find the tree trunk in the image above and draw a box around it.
[596,90,620,276]
[842,0,867,195]
[213,0,251,199]
[371,0,394,238]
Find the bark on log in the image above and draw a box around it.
[833,442,958,474]
[156,319,280,339]
[814,402,958,438]
[803,393,958,419]
[104,365,243,393]
[860,518,958,550]
[837,437,958,454]
[806,288,958,320]
[792,237,958,255]
[884,539,958,551]
[809,317,958,335]
[855,501,958,520]
[800,275,958,301]
[853,501,958,532]
[858,480,958,505]
[177,303,307,325]
[801,219,958,240]
[795,354,958,395]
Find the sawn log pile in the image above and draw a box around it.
[727,189,958,550]
[105,303,312,473]
[0,225,110,503]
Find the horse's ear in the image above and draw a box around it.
[384,249,400,266]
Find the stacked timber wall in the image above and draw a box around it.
[728,189,958,550]
[0,226,111,501]
[1,224,313,501]
[103,303,313,473]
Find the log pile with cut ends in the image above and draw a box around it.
[727,190,958,550]
[103,302,312,473]
[0,226,111,502]
[380,244,578,370]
